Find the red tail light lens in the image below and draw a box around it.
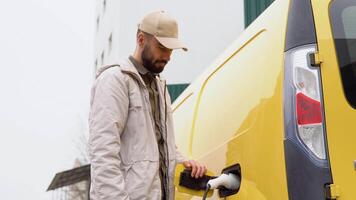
[296,92,322,125]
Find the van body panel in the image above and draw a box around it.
[173,91,196,157]
[174,0,356,199]
[312,0,356,198]
[173,0,290,199]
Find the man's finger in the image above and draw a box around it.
[191,162,197,177]
[184,162,191,168]
[199,165,206,177]
[198,165,204,177]
[194,164,201,178]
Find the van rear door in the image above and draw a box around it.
[312,0,356,198]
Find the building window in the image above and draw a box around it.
[101,51,105,65]
[108,33,113,53]
[96,16,100,31]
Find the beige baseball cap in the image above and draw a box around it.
[138,11,188,51]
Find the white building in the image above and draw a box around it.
[94,0,245,84]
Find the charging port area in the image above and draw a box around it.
[179,169,216,191]
[176,164,241,199]
[217,164,241,198]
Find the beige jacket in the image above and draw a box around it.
[89,58,186,200]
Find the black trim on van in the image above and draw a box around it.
[285,0,317,51]
[284,140,332,200]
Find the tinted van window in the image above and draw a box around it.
[330,0,356,108]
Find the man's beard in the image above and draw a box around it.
[141,45,167,74]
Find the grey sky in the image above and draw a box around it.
[0,0,95,199]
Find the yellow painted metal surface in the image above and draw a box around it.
[172,0,290,199]
[312,0,356,199]
[328,184,341,199]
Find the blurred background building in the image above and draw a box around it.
[47,0,274,199]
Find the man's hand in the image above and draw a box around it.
[182,160,207,178]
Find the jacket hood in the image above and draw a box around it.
[95,58,167,87]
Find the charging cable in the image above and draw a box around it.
[202,184,210,200]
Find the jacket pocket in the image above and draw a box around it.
[128,83,148,111]
[129,96,143,110]
[124,161,161,199]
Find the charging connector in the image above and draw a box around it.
[178,164,241,200]
[207,173,240,190]
[202,172,240,200]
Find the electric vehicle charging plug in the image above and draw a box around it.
[202,173,240,200]
[207,173,240,190]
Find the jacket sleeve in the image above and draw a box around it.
[89,68,130,200]
[175,147,188,163]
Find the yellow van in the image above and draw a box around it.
[172,0,356,199]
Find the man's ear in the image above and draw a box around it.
[137,32,145,47]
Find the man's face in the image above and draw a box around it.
[141,36,172,74]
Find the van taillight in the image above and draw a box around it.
[291,46,326,160]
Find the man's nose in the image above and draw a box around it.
[162,50,172,62]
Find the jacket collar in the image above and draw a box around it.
[120,57,166,87]
[129,56,149,75]
[118,57,147,87]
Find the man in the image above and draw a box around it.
[89,11,206,200]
